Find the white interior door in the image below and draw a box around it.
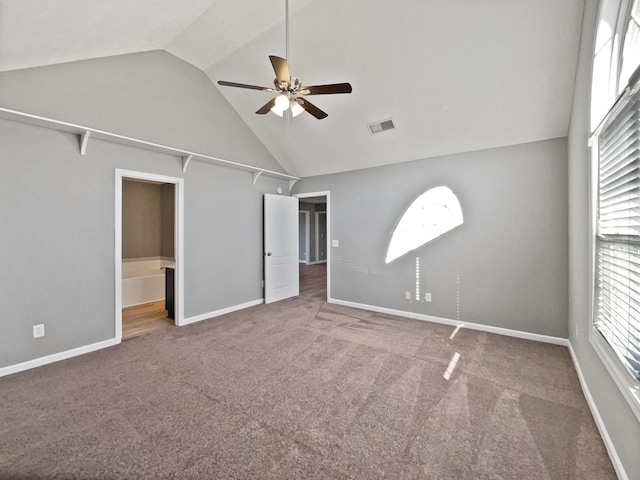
[264,194,299,303]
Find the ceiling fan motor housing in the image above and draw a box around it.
[275,76,301,93]
[218,55,351,119]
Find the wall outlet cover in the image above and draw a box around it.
[33,324,45,338]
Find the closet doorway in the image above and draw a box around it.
[115,170,184,342]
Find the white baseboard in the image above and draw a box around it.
[181,298,264,326]
[123,296,165,309]
[1,299,265,378]
[568,343,629,480]
[0,338,118,378]
[328,298,569,346]
[1,299,265,377]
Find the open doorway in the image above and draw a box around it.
[294,192,330,301]
[115,170,184,342]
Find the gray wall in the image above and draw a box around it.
[161,183,175,258]
[122,180,162,259]
[567,0,640,478]
[0,50,285,173]
[122,180,174,259]
[294,138,569,337]
[298,212,307,262]
[316,212,327,262]
[0,52,290,369]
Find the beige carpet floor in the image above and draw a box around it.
[0,296,616,479]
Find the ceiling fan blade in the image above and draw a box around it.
[301,83,353,95]
[299,98,328,119]
[269,55,291,87]
[218,80,274,92]
[256,98,277,114]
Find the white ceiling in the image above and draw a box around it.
[0,0,585,178]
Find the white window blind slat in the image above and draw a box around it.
[600,124,638,160]
[598,268,640,294]
[598,208,640,223]
[600,134,640,162]
[600,164,640,191]
[600,164,640,193]
[595,87,640,380]
[600,102,639,146]
[599,180,640,201]
[600,201,640,216]
[600,135,640,169]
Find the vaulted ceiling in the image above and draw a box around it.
[0,0,585,177]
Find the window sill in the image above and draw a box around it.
[589,326,640,423]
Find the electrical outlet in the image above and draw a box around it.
[405,291,411,300]
[425,292,432,302]
[33,324,45,338]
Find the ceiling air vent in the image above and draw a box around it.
[367,118,395,135]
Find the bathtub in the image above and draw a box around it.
[122,258,174,308]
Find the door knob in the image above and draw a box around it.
[265,252,272,256]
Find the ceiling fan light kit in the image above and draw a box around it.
[271,94,290,117]
[217,0,352,120]
[289,98,305,117]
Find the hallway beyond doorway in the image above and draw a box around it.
[299,263,327,300]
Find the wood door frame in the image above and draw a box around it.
[299,210,311,264]
[115,169,184,343]
[293,191,330,300]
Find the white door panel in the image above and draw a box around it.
[264,194,299,303]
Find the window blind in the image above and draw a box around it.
[595,87,640,380]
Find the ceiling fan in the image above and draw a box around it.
[217,0,352,120]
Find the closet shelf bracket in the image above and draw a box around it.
[80,130,91,155]
[182,155,193,173]
[252,171,263,185]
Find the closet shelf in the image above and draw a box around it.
[0,107,300,184]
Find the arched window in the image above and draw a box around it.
[620,2,640,91]
[592,0,640,129]
[385,186,463,264]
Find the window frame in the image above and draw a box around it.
[589,31,640,422]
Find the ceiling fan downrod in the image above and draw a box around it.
[285,0,290,62]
